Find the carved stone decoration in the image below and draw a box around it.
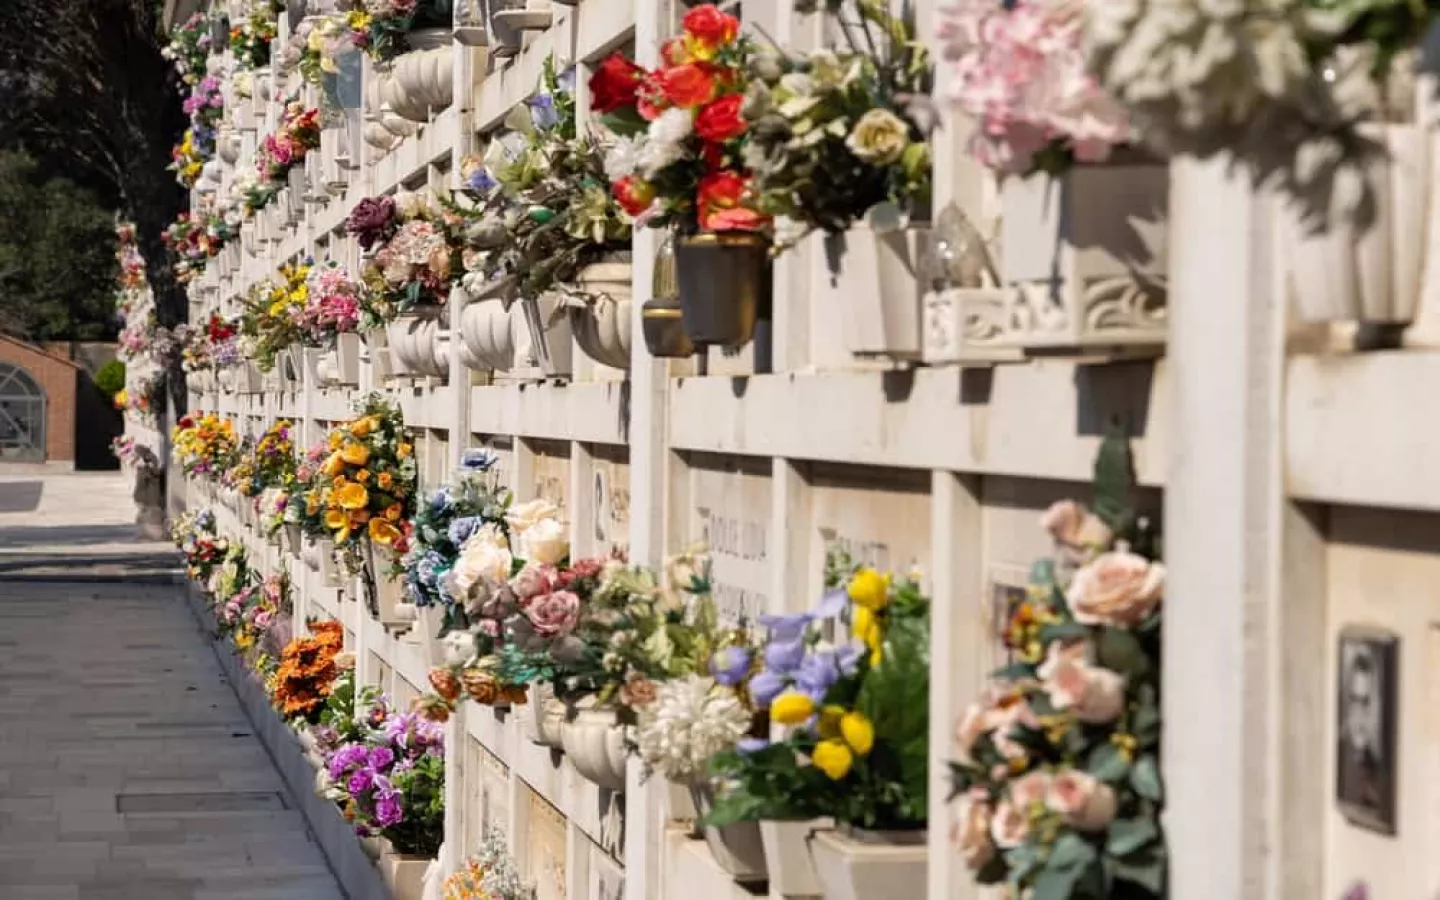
[998,162,1169,352]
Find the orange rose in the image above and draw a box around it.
[697,170,769,232]
[368,518,403,546]
[656,63,716,110]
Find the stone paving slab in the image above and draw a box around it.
[0,579,345,900]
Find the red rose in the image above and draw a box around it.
[694,94,746,143]
[661,37,690,66]
[656,63,717,110]
[683,5,739,47]
[613,176,656,217]
[589,52,646,114]
[696,170,769,232]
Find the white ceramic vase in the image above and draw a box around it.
[521,294,573,378]
[759,820,828,897]
[690,784,768,883]
[318,537,342,588]
[822,225,930,361]
[808,828,927,900]
[559,697,628,791]
[369,540,416,627]
[523,682,567,748]
[380,848,432,900]
[569,258,633,370]
[387,307,449,378]
[459,295,517,372]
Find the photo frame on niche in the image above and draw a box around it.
[986,563,1031,668]
[1336,625,1399,835]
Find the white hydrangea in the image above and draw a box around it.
[638,108,694,178]
[635,675,752,783]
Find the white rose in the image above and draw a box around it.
[447,524,513,598]
[1040,500,1113,558]
[1046,770,1117,832]
[520,517,569,566]
[989,798,1029,849]
[1066,551,1165,628]
[846,108,910,165]
[505,498,561,534]
[1039,640,1126,724]
[441,630,478,668]
[603,134,643,181]
[638,108,693,178]
[1008,770,1052,812]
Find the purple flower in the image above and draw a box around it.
[345,196,397,250]
[835,643,863,676]
[375,794,403,827]
[737,737,769,754]
[528,94,559,130]
[812,586,849,620]
[795,649,841,702]
[748,670,787,709]
[368,746,396,771]
[709,647,751,687]
[328,744,369,778]
[758,612,810,643]
[347,769,375,794]
[764,637,805,673]
[460,448,498,470]
[447,515,481,547]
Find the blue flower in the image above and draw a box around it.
[835,643,863,676]
[447,515,481,547]
[709,647,751,687]
[557,66,576,95]
[758,612,810,643]
[748,670,787,709]
[736,737,769,754]
[461,448,499,471]
[764,636,806,674]
[795,649,841,702]
[528,94,559,130]
[429,488,454,518]
[812,586,849,620]
[465,168,496,193]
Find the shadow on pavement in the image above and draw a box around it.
[0,523,147,549]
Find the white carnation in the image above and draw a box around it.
[635,676,752,783]
[638,108,694,178]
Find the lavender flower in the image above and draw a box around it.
[709,647,751,687]
[764,637,805,673]
[748,670,786,709]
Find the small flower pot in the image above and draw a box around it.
[666,779,701,838]
[284,522,303,559]
[459,294,518,372]
[822,225,930,361]
[568,257,633,370]
[674,232,769,350]
[520,294,573,378]
[691,783,768,883]
[390,29,454,123]
[318,538,342,588]
[641,297,694,358]
[368,541,416,628]
[380,848,433,900]
[1282,123,1428,327]
[560,697,628,792]
[759,820,828,897]
[360,835,384,861]
[523,682,567,748]
[807,827,927,900]
[387,306,449,379]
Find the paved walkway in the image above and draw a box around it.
[0,474,346,900]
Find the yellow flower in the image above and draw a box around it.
[324,509,348,530]
[368,518,402,546]
[852,605,879,644]
[321,452,345,477]
[334,523,352,544]
[398,442,413,458]
[334,482,369,510]
[355,469,371,483]
[385,504,403,521]
[377,472,393,490]
[770,691,815,726]
[817,705,845,739]
[812,739,853,780]
[340,442,370,466]
[840,712,874,756]
[306,494,321,515]
[847,568,890,611]
[328,432,344,450]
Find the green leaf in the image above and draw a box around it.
[1092,424,1136,535]
[1004,844,1041,882]
[1031,862,1085,900]
[1048,831,1098,871]
[1130,755,1163,802]
[1111,842,1166,893]
[1087,742,1130,783]
[1038,620,1091,644]
[1130,685,1161,745]
[1094,628,1150,679]
[1105,817,1158,857]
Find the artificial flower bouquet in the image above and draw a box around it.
[352,0,456,65]
[269,620,347,725]
[169,128,211,189]
[322,696,446,858]
[591,4,770,235]
[304,395,417,559]
[938,0,1129,176]
[312,667,384,759]
[172,412,239,478]
[240,261,313,371]
[402,449,512,616]
[443,827,537,900]
[183,75,226,133]
[301,262,365,343]
[705,560,931,833]
[254,102,322,198]
[252,420,299,513]
[229,8,277,70]
[346,191,457,323]
[217,572,291,657]
[743,0,934,245]
[949,432,1165,898]
[172,509,229,584]
[162,11,213,86]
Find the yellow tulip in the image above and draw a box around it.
[770,691,815,726]
[324,509,348,530]
[368,518,402,546]
[334,482,369,510]
[840,711,874,756]
[847,568,891,611]
[340,442,370,466]
[812,739,854,780]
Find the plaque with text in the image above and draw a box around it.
[525,786,568,900]
[591,445,630,559]
[806,463,931,600]
[680,453,772,624]
[529,439,571,508]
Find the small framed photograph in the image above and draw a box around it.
[1336,626,1400,835]
[987,564,1030,666]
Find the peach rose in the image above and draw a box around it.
[989,798,1030,849]
[1041,500,1113,551]
[991,698,1039,760]
[951,788,996,870]
[1066,551,1164,628]
[954,702,990,766]
[1039,640,1126,724]
[1009,770,1052,811]
[1046,769,1117,831]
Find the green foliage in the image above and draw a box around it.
[93,359,126,397]
[0,150,118,341]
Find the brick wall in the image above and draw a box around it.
[0,337,78,463]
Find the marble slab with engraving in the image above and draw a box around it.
[528,439,571,507]
[590,445,630,559]
[674,452,772,624]
[587,841,625,900]
[525,786,569,900]
[804,463,932,601]
[463,736,511,853]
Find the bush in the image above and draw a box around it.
[93,359,125,397]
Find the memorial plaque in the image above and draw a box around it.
[465,736,511,852]
[591,445,630,559]
[679,453,772,624]
[588,844,625,900]
[524,787,569,900]
[805,463,931,600]
[529,439,571,508]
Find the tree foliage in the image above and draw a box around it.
[0,150,118,341]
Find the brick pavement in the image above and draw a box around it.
[0,476,346,900]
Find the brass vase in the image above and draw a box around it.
[674,232,769,349]
[642,235,695,358]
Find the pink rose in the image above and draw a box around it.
[1009,770,1052,811]
[991,698,1039,761]
[989,798,1029,849]
[1041,500,1112,562]
[526,590,580,638]
[511,562,559,600]
[1066,551,1164,628]
[1046,769,1117,831]
[951,788,996,870]
[1039,640,1126,724]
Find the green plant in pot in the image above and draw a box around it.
[590,4,772,353]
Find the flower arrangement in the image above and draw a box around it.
[182,76,226,132]
[172,509,229,584]
[743,0,934,244]
[252,102,321,209]
[110,436,161,474]
[240,261,312,370]
[302,395,417,556]
[300,262,365,342]
[230,9,277,70]
[164,212,234,283]
[705,560,931,833]
[346,191,456,321]
[162,12,214,87]
[402,449,511,614]
[352,0,455,64]
[591,5,769,234]
[172,412,239,477]
[443,828,537,900]
[254,420,298,488]
[937,0,1130,175]
[453,59,632,300]
[634,672,755,784]
[322,698,446,857]
[948,434,1165,897]
[311,667,384,758]
[218,572,291,656]
[269,620,347,724]
[169,128,212,189]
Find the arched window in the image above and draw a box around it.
[0,363,45,461]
